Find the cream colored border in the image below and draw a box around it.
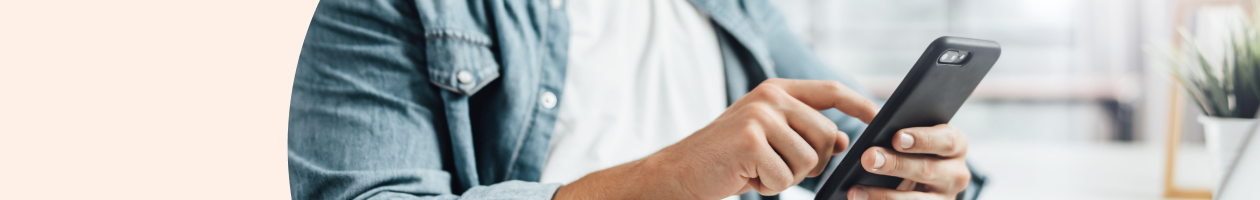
[0,1,316,199]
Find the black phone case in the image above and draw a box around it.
[814,36,1000,200]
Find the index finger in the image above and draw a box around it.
[761,78,880,124]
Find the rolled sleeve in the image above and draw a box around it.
[288,0,561,199]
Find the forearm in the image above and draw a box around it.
[553,154,690,200]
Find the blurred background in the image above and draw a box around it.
[767,0,1255,199]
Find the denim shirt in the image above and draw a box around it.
[287,0,962,199]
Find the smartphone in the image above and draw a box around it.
[813,36,1000,200]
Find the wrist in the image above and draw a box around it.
[638,147,698,198]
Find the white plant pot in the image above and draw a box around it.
[1197,115,1256,191]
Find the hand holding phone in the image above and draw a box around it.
[814,36,1000,200]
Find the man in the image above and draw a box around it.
[288,0,978,199]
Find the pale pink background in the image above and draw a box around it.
[0,0,313,199]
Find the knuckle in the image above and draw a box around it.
[817,129,841,152]
[943,129,965,155]
[950,142,965,156]
[951,171,972,192]
[738,126,763,151]
[919,159,939,182]
[751,84,789,102]
[747,86,771,100]
[751,103,777,115]
[753,80,781,92]
[823,80,845,92]
[740,122,761,135]
[939,135,957,154]
[763,78,788,85]
[802,153,820,170]
[953,132,969,155]
[746,104,780,122]
[825,127,843,140]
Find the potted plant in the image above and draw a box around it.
[1167,8,1260,192]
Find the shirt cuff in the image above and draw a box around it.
[458,180,564,200]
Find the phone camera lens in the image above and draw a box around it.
[938,50,968,64]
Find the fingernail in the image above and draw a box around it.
[899,132,914,149]
[872,149,885,170]
[853,187,868,200]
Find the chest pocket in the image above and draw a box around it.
[425,29,499,96]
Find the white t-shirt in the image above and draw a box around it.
[540,0,727,185]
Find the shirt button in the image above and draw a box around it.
[550,0,563,9]
[541,91,557,109]
[456,70,474,85]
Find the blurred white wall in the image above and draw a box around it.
[763,0,1249,199]
[770,0,1151,142]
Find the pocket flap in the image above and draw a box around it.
[425,30,499,96]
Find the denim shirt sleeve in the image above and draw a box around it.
[287,0,561,199]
